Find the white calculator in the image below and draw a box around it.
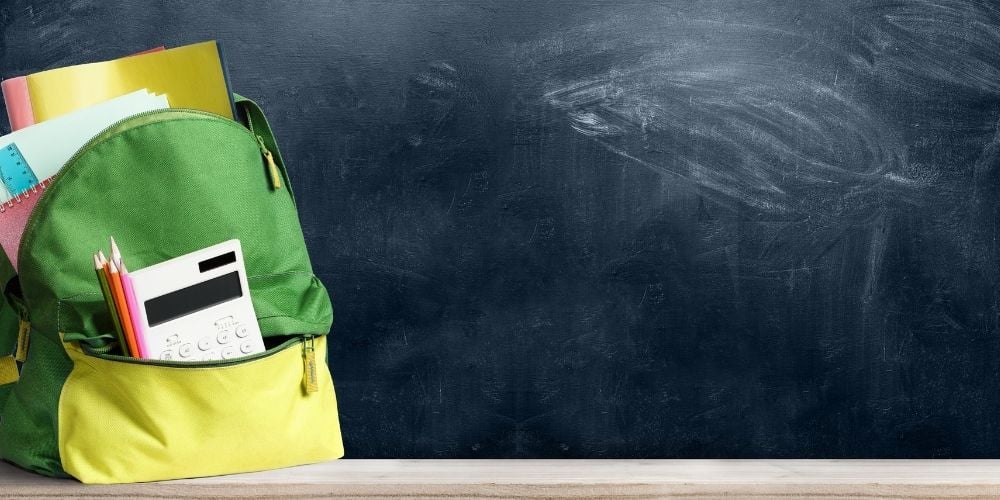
[129,239,265,361]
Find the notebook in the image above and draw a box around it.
[2,40,233,127]
[1,46,165,131]
[0,90,170,268]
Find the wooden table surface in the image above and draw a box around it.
[4,459,1000,498]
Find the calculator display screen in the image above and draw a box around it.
[143,271,243,327]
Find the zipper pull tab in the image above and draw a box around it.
[302,335,319,394]
[14,320,29,362]
[257,135,283,190]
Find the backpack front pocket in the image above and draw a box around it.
[57,334,343,484]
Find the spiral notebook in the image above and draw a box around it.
[0,90,169,268]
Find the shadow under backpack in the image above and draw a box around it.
[0,95,344,483]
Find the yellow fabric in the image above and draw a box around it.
[0,356,18,385]
[26,41,233,122]
[58,336,343,484]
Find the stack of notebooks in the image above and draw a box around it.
[0,40,236,269]
[2,41,234,130]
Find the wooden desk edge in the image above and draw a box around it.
[6,460,1000,499]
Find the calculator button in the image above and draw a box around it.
[165,334,180,346]
[204,350,220,361]
[235,325,248,338]
[217,330,232,344]
[221,346,237,359]
[197,336,213,351]
[160,350,175,361]
[240,341,254,354]
[179,343,193,358]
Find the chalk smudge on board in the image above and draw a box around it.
[526,18,930,219]
[513,9,951,313]
[973,119,1000,205]
[853,0,1000,94]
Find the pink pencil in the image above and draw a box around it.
[120,264,147,359]
[112,238,148,359]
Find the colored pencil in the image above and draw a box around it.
[119,261,146,359]
[110,237,123,268]
[108,259,139,357]
[94,253,127,354]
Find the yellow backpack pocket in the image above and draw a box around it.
[58,335,343,484]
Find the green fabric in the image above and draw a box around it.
[0,331,71,477]
[0,96,333,477]
[0,251,20,361]
[0,300,21,411]
[0,251,22,428]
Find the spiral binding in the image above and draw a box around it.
[0,178,52,213]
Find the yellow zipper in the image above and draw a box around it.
[257,135,283,190]
[14,319,30,362]
[302,335,319,393]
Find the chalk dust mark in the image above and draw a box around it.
[861,210,890,307]
[511,9,946,283]
[523,15,929,220]
[973,118,1000,206]
[854,0,1000,94]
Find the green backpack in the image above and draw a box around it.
[0,95,344,483]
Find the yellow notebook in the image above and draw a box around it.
[24,40,234,122]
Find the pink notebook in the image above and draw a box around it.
[1,77,34,131]
[0,178,51,270]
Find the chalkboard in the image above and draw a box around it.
[3,0,1000,458]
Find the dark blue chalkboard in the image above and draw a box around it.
[3,0,1000,458]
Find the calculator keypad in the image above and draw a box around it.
[156,315,258,362]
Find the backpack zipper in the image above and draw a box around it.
[13,320,30,362]
[80,334,306,368]
[302,334,319,393]
[79,333,326,390]
[257,135,283,190]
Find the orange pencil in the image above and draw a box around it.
[107,259,139,357]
